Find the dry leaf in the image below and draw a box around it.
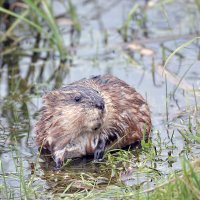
[127,43,142,51]
[140,48,154,56]
[127,43,154,56]
[56,17,73,26]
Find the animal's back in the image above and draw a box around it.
[71,75,151,148]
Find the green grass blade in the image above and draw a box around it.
[164,37,200,70]
[0,7,42,32]
[0,160,9,200]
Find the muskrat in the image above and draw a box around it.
[35,75,151,168]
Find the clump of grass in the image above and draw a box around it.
[24,0,67,61]
[0,0,81,62]
[54,157,200,200]
[0,147,36,199]
[0,141,49,199]
[143,158,200,200]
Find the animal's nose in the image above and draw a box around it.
[96,102,104,110]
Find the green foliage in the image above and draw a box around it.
[119,4,139,42]
[0,0,81,62]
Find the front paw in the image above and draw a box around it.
[94,138,106,160]
[53,157,63,170]
[94,149,104,160]
[52,148,66,170]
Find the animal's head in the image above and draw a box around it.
[36,85,105,149]
[60,85,105,131]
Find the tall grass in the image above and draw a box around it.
[25,0,67,60]
[119,4,139,42]
[0,144,43,200]
[0,0,81,62]
[146,159,200,200]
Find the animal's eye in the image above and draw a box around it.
[74,95,82,102]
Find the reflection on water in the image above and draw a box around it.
[0,0,200,197]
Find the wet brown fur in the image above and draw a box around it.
[35,75,151,165]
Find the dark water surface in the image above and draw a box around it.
[0,0,200,198]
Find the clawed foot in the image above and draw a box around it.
[94,149,104,160]
[94,138,106,161]
[53,157,63,170]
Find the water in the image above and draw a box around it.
[0,0,200,198]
